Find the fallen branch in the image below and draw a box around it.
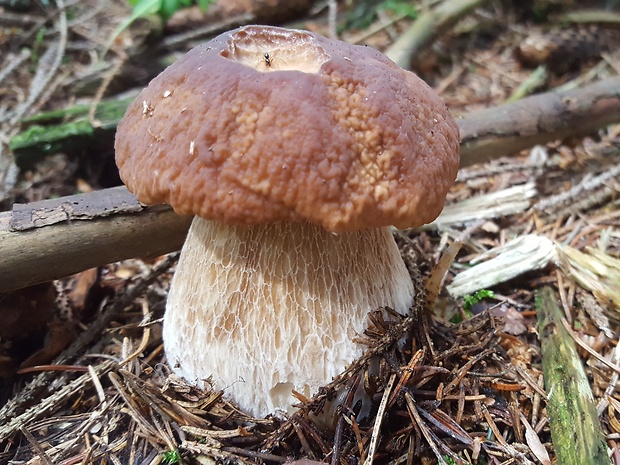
[0,187,191,293]
[1,77,619,292]
[535,286,608,465]
[459,76,620,166]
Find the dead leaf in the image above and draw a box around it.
[520,412,551,465]
[68,268,99,311]
[490,305,528,335]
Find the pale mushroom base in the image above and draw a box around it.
[163,217,415,418]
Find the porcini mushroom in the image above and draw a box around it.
[114,25,459,418]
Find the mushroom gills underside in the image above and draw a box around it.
[163,217,415,417]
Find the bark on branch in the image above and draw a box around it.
[0,187,192,293]
[459,76,620,166]
[1,77,619,293]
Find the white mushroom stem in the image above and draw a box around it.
[163,217,415,418]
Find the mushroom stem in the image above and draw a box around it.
[163,217,415,417]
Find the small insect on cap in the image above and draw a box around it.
[115,25,460,232]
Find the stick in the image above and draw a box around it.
[385,0,485,69]
[1,78,619,292]
[459,76,620,166]
[536,286,608,465]
[363,373,396,465]
[0,186,191,293]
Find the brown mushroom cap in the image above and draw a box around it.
[115,25,459,233]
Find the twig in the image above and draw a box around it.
[597,341,620,415]
[385,0,485,69]
[560,9,620,25]
[456,156,551,182]
[0,360,116,443]
[109,372,161,440]
[327,0,338,39]
[89,54,128,128]
[417,408,473,447]
[431,182,537,228]
[15,364,90,374]
[160,13,254,49]
[221,446,288,463]
[294,420,316,460]
[557,244,620,311]
[506,65,548,102]
[180,440,255,464]
[88,365,107,405]
[294,416,331,455]
[363,373,396,465]
[20,426,55,465]
[7,0,68,125]
[120,300,152,366]
[534,163,620,215]
[447,234,558,297]
[331,374,360,465]
[404,392,447,465]
[387,349,425,409]
[444,348,496,394]
[480,404,506,446]
[560,318,620,375]
[351,13,409,45]
[459,76,620,167]
[0,49,31,88]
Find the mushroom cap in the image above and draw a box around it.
[115,25,460,233]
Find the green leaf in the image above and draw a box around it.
[161,449,181,465]
[463,289,495,313]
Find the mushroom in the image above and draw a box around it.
[114,25,459,418]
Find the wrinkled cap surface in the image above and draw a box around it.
[115,25,460,232]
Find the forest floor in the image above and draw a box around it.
[0,0,619,464]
